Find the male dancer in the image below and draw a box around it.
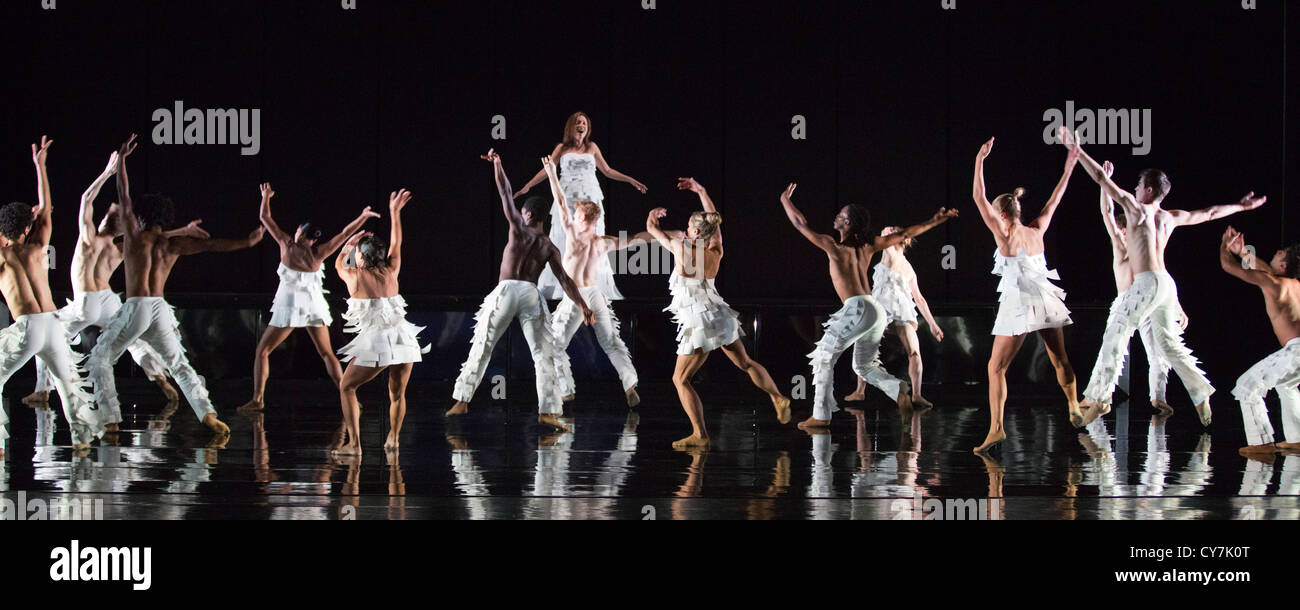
[23,149,205,407]
[447,150,594,432]
[87,134,264,438]
[0,136,104,453]
[1061,127,1266,426]
[1097,159,1189,416]
[542,155,652,407]
[1219,227,1300,457]
[779,182,957,428]
[238,182,380,412]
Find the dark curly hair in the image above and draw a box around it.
[521,195,550,222]
[842,204,872,248]
[135,193,176,230]
[358,234,390,269]
[0,202,35,241]
[1283,244,1300,279]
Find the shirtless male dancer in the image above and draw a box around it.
[239,182,381,412]
[447,150,594,432]
[779,182,957,429]
[87,134,265,438]
[1219,227,1300,457]
[0,136,104,453]
[1061,127,1266,426]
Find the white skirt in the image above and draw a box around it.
[665,272,743,355]
[269,263,332,328]
[991,249,1072,336]
[337,296,428,367]
[872,264,918,326]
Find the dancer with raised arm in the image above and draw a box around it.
[1097,160,1190,416]
[1219,227,1300,457]
[971,135,1081,452]
[844,226,945,408]
[0,136,104,453]
[542,156,651,407]
[331,189,426,456]
[22,149,203,408]
[514,113,647,301]
[647,180,790,449]
[238,182,381,413]
[780,183,956,430]
[87,134,265,440]
[448,150,594,432]
[1060,126,1266,428]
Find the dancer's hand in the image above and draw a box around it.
[358,206,381,221]
[976,137,994,159]
[1059,127,1083,153]
[631,180,648,194]
[542,156,558,179]
[930,324,944,342]
[102,151,120,176]
[677,177,704,193]
[260,182,275,200]
[780,182,797,203]
[1101,160,1114,178]
[175,220,210,239]
[512,185,530,199]
[581,305,595,326]
[118,133,138,159]
[389,189,412,212]
[1237,191,1267,210]
[31,135,53,166]
[480,148,500,163]
[1222,226,1244,255]
[931,207,959,222]
[248,227,266,245]
[346,230,372,248]
[647,207,667,226]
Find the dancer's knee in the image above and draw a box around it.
[672,370,693,388]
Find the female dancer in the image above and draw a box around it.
[332,189,426,456]
[514,112,647,300]
[972,136,1082,453]
[844,226,944,407]
[644,178,790,449]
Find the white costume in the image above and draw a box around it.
[809,295,907,421]
[0,312,105,448]
[991,249,1072,336]
[1232,337,1300,447]
[871,263,918,326]
[1083,270,1213,407]
[664,271,743,355]
[33,289,167,393]
[269,263,331,328]
[337,296,426,367]
[1113,289,1183,404]
[537,153,622,301]
[88,297,218,424]
[453,280,564,415]
[553,285,639,396]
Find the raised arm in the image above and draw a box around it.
[971,137,1003,234]
[257,182,290,244]
[592,143,647,193]
[482,149,523,227]
[1060,127,1141,218]
[779,183,836,252]
[678,177,720,241]
[645,208,681,254]
[1219,226,1279,290]
[78,151,118,243]
[872,208,959,251]
[1098,160,1124,246]
[1029,144,1079,230]
[29,136,54,246]
[114,134,141,239]
[319,206,381,256]
[543,156,574,236]
[513,145,563,199]
[169,227,265,256]
[387,189,411,273]
[1169,192,1267,227]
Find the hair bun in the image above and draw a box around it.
[1012,187,1025,199]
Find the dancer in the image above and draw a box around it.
[447,149,594,432]
[646,178,791,449]
[238,182,381,412]
[1097,160,1190,415]
[971,135,1081,452]
[331,189,426,456]
[1219,227,1300,457]
[0,136,104,453]
[542,156,650,406]
[514,112,647,300]
[844,226,945,407]
[1060,126,1266,427]
[780,183,956,430]
[87,134,264,438]
[23,149,206,407]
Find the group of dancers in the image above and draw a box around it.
[1,116,1297,461]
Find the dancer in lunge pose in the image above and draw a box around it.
[844,226,945,408]
[1218,227,1300,457]
[331,189,426,456]
[88,135,264,439]
[513,112,648,300]
[971,135,1082,452]
[647,178,790,449]
[1060,126,1266,428]
[780,183,956,431]
[0,136,105,453]
[239,182,381,413]
[542,156,651,406]
[447,150,594,432]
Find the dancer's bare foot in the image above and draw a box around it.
[1079,402,1110,426]
[672,434,710,449]
[843,389,867,402]
[1068,404,1086,428]
[1194,400,1213,427]
[896,389,913,411]
[446,401,469,417]
[1152,399,1174,415]
[72,442,91,452]
[445,435,468,451]
[202,413,230,435]
[772,395,791,425]
[797,416,831,430]
[236,399,264,414]
[332,443,362,456]
[1277,441,1300,451]
[207,433,230,450]
[21,391,49,407]
[1239,443,1280,457]
[625,386,640,408]
[152,376,179,403]
[537,414,571,432]
[912,395,934,408]
[104,422,120,434]
[973,428,1006,453]
[384,433,400,452]
[539,431,567,447]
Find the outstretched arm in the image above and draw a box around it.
[513,145,563,199]
[547,246,595,325]
[971,137,1002,234]
[29,136,54,246]
[257,183,290,244]
[911,277,943,342]
[1029,144,1080,230]
[592,143,647,194]
[387,189,411,273]
[779,183,836,252]
[1060,127,1141,218]
[873,208,959,251]
[114,134,141,239]
[169,227,265,255]
[482,149,522,227]
[319,206,381,257]
[164,220,210,239]
[1170,192,1267,226]
[600,230,657,253]
[1219,226,1278,290]
[79,151,118,243]
[543,156,574,236]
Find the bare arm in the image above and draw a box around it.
[115,134,141,239]
[513,145,563,198]
[971,137,1002,235]
[678,177,720,242]
[257,182,290,244]
[645,208,681,255]
[319,207,381,257]
[546,245,595,325]
[1060,127,1142,218]
[592,143,647,193]
[601,230,657,252]
[872,208,959,251]
[1170,192,1267,226]
[387,189,411,273]
[169,227,265,256]
[29,136,54,246]
[910,276,943,341]
[1219,227,1279,290]
[1029,145,1079,230]
[482,149,523,228]
[1098,160,1124,246]
[543,156,574,237]
[79,151,118,243]
[779,183,837,253]
[164,220,210,239]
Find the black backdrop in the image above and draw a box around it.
[2,0,1297,384]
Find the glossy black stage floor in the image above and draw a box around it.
[3,378,1297,520]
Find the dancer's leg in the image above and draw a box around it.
[806,300,883,428]
[1277,385,1300,450]
[135,301,227,435]
[1037,326,1082,426]
[671,351,712,448]
[549,296,584,401]
[1138,318,1172,410]
[1082,276,1158,409]
[589,295,641,405]
[1147,279,1214,425]
[1232,341,1300,452]
[0,320,43,454]
[847,318,907,410]
[897,323,931,407]
[304,325,344,387]
[385,362,413,451]
[26,316,92,405]
[449,287,518,415]
[720,338,790,424]
[976,334,1027,452]
[36,330,103,449]
[86,304,152,429]
[519,303,567,430]
[335,362,384,456]
[240,325,293,411]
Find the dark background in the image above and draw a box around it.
[1,0,1296,389]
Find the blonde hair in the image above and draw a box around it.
[573,200,601,222]
[689,211,722,240]
[993,187,1025,221]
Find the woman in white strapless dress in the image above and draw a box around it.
[514,112,647,300]
[971,136,1083,453]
